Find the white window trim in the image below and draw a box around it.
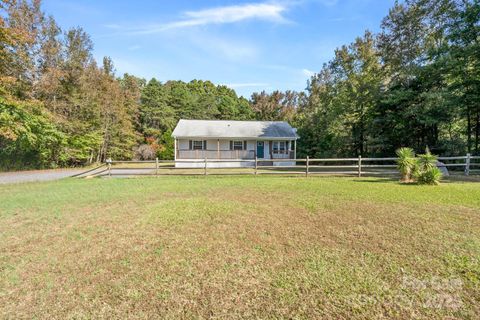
[193,140,204,150]
[272,141,288,154]
[232,140,244,151]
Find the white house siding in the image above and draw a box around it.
[175,161,255,168]
[247,140,256,152]
[175,138,296,167]
[177,139,189,150]
[177,139,256,154]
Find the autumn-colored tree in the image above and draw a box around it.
[250,90,301,122]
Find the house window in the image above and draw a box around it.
[233,140,244,150]
[272,141,287,153]
[193,140,205,150]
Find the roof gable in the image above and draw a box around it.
[172,119,298,139]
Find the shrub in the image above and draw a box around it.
[416,167,443,185]
[395,147,442,185]
[417,147,437,172]
[396,147,417,182]
[135,144,156,160]
[415,148,442,185]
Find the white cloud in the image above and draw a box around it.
[182,3,287,24]
[110,2,289,35]
[185,33,260,61]
[128,45,141,51]
[302,68,315,77]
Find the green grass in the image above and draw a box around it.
[1,176,479,319]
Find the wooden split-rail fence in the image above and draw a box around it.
[73,154,480,178]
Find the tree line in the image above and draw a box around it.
[296,0,480,158]
[1,0,479,170]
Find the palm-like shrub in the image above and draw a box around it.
[396,147,442,185]
[416,166,442,185]
[396,147,417,182]
[417,147,437,172]
[415,148,442,185]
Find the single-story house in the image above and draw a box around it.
[172,119,299,167]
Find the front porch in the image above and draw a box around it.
[174,139,296,160]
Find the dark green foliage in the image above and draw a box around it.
[140,79,254,136]
[297,0,480,158]
[157,130,174,160]
[297,32,383,157]
[0,99,66,169]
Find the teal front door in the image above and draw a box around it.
[257,141,264,158]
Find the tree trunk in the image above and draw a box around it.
[88,150,94,164]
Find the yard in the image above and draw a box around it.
[1,176,479,319]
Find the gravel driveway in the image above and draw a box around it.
[0,169,85,185]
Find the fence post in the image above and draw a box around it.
[107,158,112,177]
[204,156,208,176]
[306,156,309,177]
[465,153,471,176]
[155,157,159,175]
[255,156,258,175]
[358,155,362,177]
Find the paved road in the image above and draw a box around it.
[0,169,85,185]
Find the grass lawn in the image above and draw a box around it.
[1,176,479,319]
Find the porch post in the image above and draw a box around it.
[294,140,296,159]
[174,139,177,161]
[358,155,362,178]
[465,153,471,176]
[306,156,309,177]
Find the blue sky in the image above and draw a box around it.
[42,0,396,97]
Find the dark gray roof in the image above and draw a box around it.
[172,119,298,139]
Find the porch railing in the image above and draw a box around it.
[271,151,295,159]
[177,149,295,159]
[177,149,255,159]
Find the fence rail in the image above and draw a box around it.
[73,153,479,178]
